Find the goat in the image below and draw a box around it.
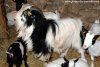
[83,20,100,67]
[45,57,89,67]
[83,20,100,49]
[6,38,28,67]
[14,4,85,61]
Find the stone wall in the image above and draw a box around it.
[5,0,100,29]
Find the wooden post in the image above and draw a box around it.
[0,3,9,45]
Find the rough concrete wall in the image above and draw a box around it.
[5,0,100,29]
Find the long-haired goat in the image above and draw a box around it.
[6,38,28,67]
[14,4,85,61]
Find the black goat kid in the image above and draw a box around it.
[6,38,28,67]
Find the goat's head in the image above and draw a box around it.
[15,4,45,31]
[83,31,100,49]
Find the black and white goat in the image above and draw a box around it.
[14,4,85,61]
[45,57,89,67]
[6,38,28,67]
[83,20,100,67]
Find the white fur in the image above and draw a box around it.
[83,32,95,49]
[46,18,85,59]
[45,58,89,67]
[89,20,100,35]
[18,42,24,57]
[43,11,60,20]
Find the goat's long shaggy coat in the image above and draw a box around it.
[15,4,84,61]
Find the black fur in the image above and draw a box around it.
[6,38,28,67]
[80,26,88,45]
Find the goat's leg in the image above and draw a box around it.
[78,48,86,61]
[8,63,13,67]
[23,55,28,67]
[8,61,13,67]
[72,35,86,60]
[16,61,22,67]
[90,56,94,67]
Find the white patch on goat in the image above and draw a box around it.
[83,32,95,49]
[45,26,55,50]
[26,38,33,51]
[24,25,34,41]
[69,60,75,67]
[15,14,25,31]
